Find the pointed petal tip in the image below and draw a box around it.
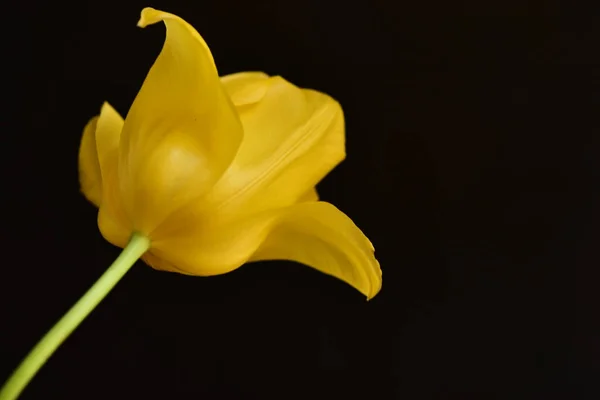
[365,285,382,301]
[365,260,382,301]
[137,7,166,28]
[100,101,115,114]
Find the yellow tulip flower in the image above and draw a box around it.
[0,8,380,400]
[81,7,381,298]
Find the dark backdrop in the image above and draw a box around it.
[1,1,597,399]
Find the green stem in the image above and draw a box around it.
[0,233,150,400]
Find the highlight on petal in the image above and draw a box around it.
[78,102,124,207]
[208,74,345,216]
[220,72,271,106]
[119,7,244,235]
[250,202,381,300]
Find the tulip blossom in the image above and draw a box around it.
[0,8,380,399]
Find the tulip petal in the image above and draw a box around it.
[98,155,132,249]
[211,75,345,215]
[221,72,270,106]
[119,7,243,235]
[147,200,380,299]
[298,187,319,203]
[78,102,124,207]
[78,116,101,206]
[250,202,381,299]
[95,102,123,181]
[146,210,274,276]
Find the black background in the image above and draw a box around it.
[1,0,598,399]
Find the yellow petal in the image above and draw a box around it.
[210,75,345,216]
[298,187,319,203]
[78,102,124,207]
[146,210,275,276]
[220,72,270,106]
[250,202,381,300]
[147,201,380,299]
[89,103,130,248]
[119,7,243,235]
[78,116,101,206]
[95,102,123,182]
[98,155,131,249]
